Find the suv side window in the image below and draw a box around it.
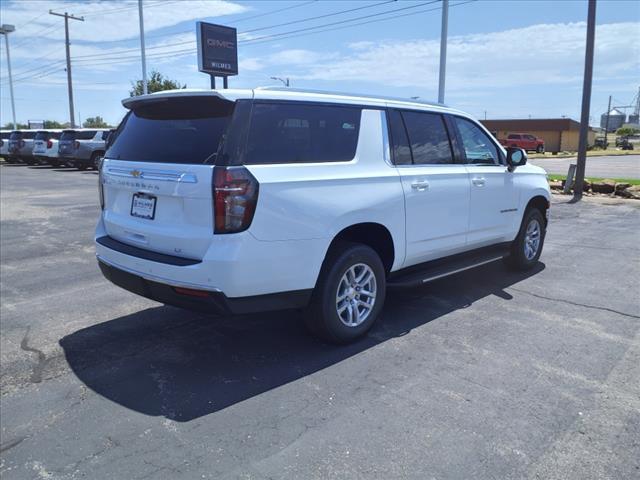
[400,110,453,165]
[246,103,361,165]
[387,109,412,165]
[453,117,500,165]
[508,134,520,139]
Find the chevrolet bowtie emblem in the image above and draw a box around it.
[131,170,142,178]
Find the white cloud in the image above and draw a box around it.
[0,0,247,42]
[289,22,639,92]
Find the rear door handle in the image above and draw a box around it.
[411,180,430,191]
[472,177,485,187]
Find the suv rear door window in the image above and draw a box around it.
[107,96,235,164]
[508,134,521,139]
[246,103,361,164]
[387,109,412,165]
[400,110,453,165]
[76,131,97,140]
[60,131,76,141]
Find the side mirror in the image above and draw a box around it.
[506,147,527,171]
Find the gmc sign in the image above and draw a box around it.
[196,22,238,76]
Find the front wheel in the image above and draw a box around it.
[305,243,386,344]
[536,145,544,154]
[505,208,546,271]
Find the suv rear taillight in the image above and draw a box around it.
[47,140,53,148]
[19,140,25,148]
[98,165,105,210]
[213,166,259,234]
[74,140,80,149]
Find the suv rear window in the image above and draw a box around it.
[245,103,361,164]
[107,96,234,164]
[9,132,22,140]
[35,131,61,140]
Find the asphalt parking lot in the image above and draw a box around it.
[1,163,639,479]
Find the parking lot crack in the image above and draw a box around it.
[507,287,640,319]
[19,327,50,383]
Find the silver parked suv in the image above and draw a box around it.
[58,129,109,170]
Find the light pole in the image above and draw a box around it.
[138,0,148,95]
[270,76,290,87]
[438,0,449,104]
[0,24,17,129]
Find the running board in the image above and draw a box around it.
[387,244,510,288]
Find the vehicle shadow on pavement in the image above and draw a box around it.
[60,261,544,422]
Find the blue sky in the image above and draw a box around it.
[1,0,638,127]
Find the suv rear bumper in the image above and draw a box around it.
[98,257,311,315]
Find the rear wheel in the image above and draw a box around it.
[305,243,386,344]
[91,152,103,170]
[505,208,546,271]
[536,145,544,154]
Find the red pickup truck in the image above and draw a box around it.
[499,133,545,153]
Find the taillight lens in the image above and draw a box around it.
[98,164,105,210]
[47,140,53,148]
[19,140,25,148]
[213,166,259,234]
[74,140,80,149]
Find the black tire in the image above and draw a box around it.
[78,163,88,171]
[305,242,386,344]
[91,152,103,169]
[536,145,544,154]
[50,160,60,168]
[504,208,546,271]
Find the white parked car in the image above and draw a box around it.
[96,88,550,343]
[32,130,63,166]
[0,130,10,160]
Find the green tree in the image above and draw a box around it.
[44,120,65,129]
[3,122,28,129]
[129,70,186,97]
[83,116,110,128]
[616,126,640,137]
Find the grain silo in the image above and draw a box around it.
[600,108,626,131]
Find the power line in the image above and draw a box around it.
[242,0,396,34]
[241,0,440,45]
[2,0,475,85]
[65,0,436,63]
[242,0,474,46]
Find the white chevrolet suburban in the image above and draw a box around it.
[96,87,550,343]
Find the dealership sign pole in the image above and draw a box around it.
[196,22,238,90]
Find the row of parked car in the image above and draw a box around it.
[0,128,114,169]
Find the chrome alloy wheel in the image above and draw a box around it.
[524,219,541,260]
[336,263,377,327]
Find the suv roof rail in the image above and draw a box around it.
[254,86,447,108]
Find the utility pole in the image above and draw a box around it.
[438,0,449,104]
[138,0,148,95]
[572,0,596,203]
[0,24,17,129]
[49,10,84,128]
[604,95,612,144]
